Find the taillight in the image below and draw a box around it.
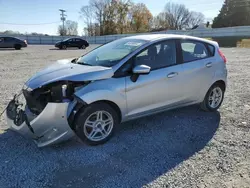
[218,49,227,63]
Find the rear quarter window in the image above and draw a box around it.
[208,44,215,56]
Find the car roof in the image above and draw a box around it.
[0,36,21,40]
[125,34,217,46]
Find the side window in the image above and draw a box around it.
[4,38,14,42]
[75,39,81,42]
[134,40,176,70]
[181,40,208,62]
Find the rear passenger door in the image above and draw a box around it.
[179,39,216,102]
[75,38,82,47]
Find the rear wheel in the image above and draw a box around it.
[201,83,225,112]
[79,44,86,49]
[14,44,21,50]
[75,102,119,145]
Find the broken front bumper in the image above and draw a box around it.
[6,95,75,147]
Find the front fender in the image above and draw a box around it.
[74,79,127,120]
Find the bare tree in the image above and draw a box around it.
[65,20,78,35]
[58,20,78,36]
[163,2,191,30]
[80,5,96,36]
[58,25,66,36]
[90,0,108,35]
[151,12,169,31]
[188,11,205,29]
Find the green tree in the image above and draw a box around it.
[212,0,250,28]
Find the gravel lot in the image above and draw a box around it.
[0,45,249,188]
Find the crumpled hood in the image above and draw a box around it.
[26,59,114,89]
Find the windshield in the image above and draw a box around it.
[63,38,70,41]
[76,38,147,67]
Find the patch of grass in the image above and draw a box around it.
[211,37,250,47]
[237,39,250,48]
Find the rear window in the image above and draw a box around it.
[208,44,215,56]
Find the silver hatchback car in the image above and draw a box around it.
[6,34,227,147]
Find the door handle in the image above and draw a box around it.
[167,72,178,78]
[206,62,212,68]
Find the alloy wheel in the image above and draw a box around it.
[83,111,114,142]
[208,86,223,109]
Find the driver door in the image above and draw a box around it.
[125,40,186,117]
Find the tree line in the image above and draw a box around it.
[79,0,205,36]
[4,0,249,36]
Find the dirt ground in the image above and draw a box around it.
[0,45,249,188]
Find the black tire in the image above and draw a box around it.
[74,102,119,146]
[14,44,21,50]
[62,45,67,50]
[79,44,86,49]
[200,83,225,112]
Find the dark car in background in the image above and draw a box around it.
[55,37,89,50]
[0,37,27,50]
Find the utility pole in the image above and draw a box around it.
[59,9,66,35]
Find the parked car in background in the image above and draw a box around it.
[6,34,227,147]
[55,37,89,50]
[0,37,27,50]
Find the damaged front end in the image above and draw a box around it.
[6,81,87,147]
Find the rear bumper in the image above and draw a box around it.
[6,98,75,147]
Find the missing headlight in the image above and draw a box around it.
[23,81,88,115]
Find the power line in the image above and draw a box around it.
[0,21,60,25]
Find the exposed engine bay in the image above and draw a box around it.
[23,81,88,115]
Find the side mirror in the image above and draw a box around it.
[130,65,151,82]
[71,58,78,63]
[132,65,151,75]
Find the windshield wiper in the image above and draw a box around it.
[71,58,79,63]
[77,62,93,66]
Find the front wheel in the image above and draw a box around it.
[200,83,225,112]
[75,102,119,145]
[62,45,67,50]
